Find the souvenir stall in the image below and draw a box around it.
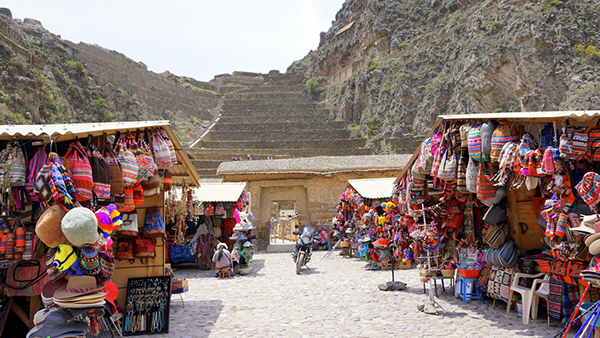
[0,121,200,337]
[166,182,253,274]
[393,111,600,325]
[334,178,413,269]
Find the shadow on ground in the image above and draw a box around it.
[169,299,223,337]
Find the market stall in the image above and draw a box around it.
[0,121,200,337]
[392,111,600,323]
[165,182,254,274]
[333,178,413,269]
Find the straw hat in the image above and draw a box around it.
[590,239,600,256]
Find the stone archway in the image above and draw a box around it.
[259,186,310,249]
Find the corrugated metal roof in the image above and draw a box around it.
[439,110,600,122]
[0,120,200,187]
[193,182,246,202]
[348,178,396,199]
[0,121,171,141]
[395,110,600,183]
[217,154,411,176]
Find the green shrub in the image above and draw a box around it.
[367,116,382,137]
[307,79,319,97]
[574,43,600,59]
[65,59,88,78]
[92,98,113,120]
[397,42,407,49]
[367,61,379,72]
[543,0,560,7]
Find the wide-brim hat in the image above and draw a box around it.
[41,279,68,306]
[586,233,600,247]
[61,207,100,247]
[36,205,70,248]
[26,309,88,338]
[571,223,596,235]
[233,223,243,231]
[53,275,105,300]
[242,223,255,231]
[52,300,106,309]
[373,237,389,248]
[216,243,228,250]
[590,239,600,256]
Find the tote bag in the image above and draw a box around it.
[65,141,94,201]
[115,136,138,188]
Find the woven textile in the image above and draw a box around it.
[468,125,483,161]
[548,277,563,321]
[563,282,580,323]
[487,265,516,303]
[490,125,519,163]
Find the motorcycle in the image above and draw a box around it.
[292,225,315,274]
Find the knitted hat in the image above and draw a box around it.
[36,205,71,248]
[576,172,600,211]
[98,249,115,282]
[61,207,100,247]
[79,244,100,276]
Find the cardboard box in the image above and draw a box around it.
[171,278,188,294]
[398,261,411,270]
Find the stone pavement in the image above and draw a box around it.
[144,251,569,338]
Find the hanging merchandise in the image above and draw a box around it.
[587,122,600,161]
[467,124,484,162]
[125,133,151,182]
[10,142,27,187]
[490,124,519,163]
[87,143,112,200]
[102,144,124,195]
[65,141,94,202]
[114,136,138,188]
[48,152,80,211]
[559,124,588,160]
[144,207,166,238]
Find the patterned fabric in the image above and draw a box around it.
[490,125,519,163]
[551,259,588,286]
[548,277,563,321]
[10,142,27,187]
[26,147,48,202]
[559,126,588,160]
[48,152,79,210]
[115,136,138,188]
[477,163,497,201]
[587,125,600,161]
[477,264,492,294]
[487,266,516,303]
[468,124,483,161]
[87,144,111,200]
[540,122,556,151]
[563,282,580,323]
[65,141,94,201]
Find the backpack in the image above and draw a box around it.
[134,234,155,261]
[480,120,499,161]
[116,212,138,239]
[115,239,135,261]
[559,125,588,160]
[65,141,93,201]
[144,206,165,238]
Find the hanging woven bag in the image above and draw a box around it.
[65,141,94,201]
[115,136,138,188]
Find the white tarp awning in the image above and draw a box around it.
[348,178,396,199]
[194,182,246,202]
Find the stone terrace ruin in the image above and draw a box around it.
[187,71,371,178]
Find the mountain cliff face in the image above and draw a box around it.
[289,0,600,150]
[0,8,217,144]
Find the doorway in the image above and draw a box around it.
[270,200,298,244]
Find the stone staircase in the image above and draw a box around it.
[187,72,371,178]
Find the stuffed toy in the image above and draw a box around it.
[53,244,83,276]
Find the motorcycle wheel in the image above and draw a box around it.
[296,252,304,275]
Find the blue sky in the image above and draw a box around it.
[4,0,344,81]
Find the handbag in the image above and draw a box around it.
[102,145,124,195]
[152,128,172,169]
[559,125,588,160]
[437,150,457,181]
[477,162,497,201]
[25,146,48,201]
[466,157,478,193]
[116,212,138,239]
[2,258,49,296]
[87,143,111,200]
[483,225,505,249]
[144,206,165,238]
[10,142,27,187]
[125,133,150,181]
[114,136,138,188]
[483,201,508,225]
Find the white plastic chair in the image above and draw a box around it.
[506,272,548,324]
[531,275,551,326]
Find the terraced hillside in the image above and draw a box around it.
[187,72,372,178]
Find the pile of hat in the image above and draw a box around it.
[29,204,122,337]
[230,210,255,272]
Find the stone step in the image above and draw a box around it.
[217,114,332,124]
[201,129,351,141]
[210,121,348,132]
[226,92,308,101]
[222,100,317,108]
[187,147,373,160]
[218,109,329,119]
[198,138,367,150]
[235,85,305,94]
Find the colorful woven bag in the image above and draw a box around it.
[87,144,111,200]
[490,125,519,163]
[151,128,172,169]
[102,145,123,195]
[587,124,600,161]
[65,141,94,201]
[476,162,497,201]
[559,125,588,160]
[125,134,150,182]
[159,127,178,166]
[10,142,27,187]
[468,124,483,161]
[138,136,157,177]
[26,147,48,202]
[115,136,138,188]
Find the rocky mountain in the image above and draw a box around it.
[289,0,600,150]
[0,8,218,144]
